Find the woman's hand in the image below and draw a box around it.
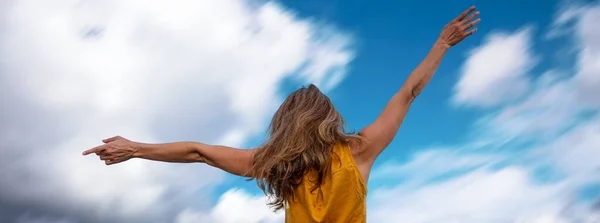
[438,6,481,48]
[82,136,138,165]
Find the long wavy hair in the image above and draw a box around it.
[248,84,360,211]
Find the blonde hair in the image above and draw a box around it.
[248,84,360,211]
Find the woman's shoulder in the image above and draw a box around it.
[334,139,371,185]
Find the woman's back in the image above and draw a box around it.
[285,143,367,223]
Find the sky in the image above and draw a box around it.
[0,0,599,222]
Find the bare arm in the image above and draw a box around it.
[358,7,481,164]
[134,142,254,176]
[82,136,254,177]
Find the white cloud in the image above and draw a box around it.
[538,3,600,183]
[453,27,536,108]
[476,75,585,142]
[0,0,353,221]
[367,146,599,223]
[546,4,588,39]
[366,140,584,223]
[530,117,600,178]
[546,3,600,107]
[176,189,284,223]
[572,5,600,107]
[370,149,501,185]
[369,166,570,223]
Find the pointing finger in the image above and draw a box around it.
[82,145,106,156]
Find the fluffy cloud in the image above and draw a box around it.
[475,73,586,143]
[530,117,600,179]
[546,3,600,107]
[453,27,536,108]
[369,166,570,223]
[370,149,502,186]
[0,0,353,222]
[368,147,600,223]
[572,5,600,107]
[175,189,284,223]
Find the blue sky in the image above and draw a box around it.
[0,0,599,222]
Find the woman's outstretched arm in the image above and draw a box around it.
[82,136,254,177]
[357,6,481,167]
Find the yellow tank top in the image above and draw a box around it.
[284,143,367,223]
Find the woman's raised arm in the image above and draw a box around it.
[357,6,481,168]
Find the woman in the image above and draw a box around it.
[83,6,480,223]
